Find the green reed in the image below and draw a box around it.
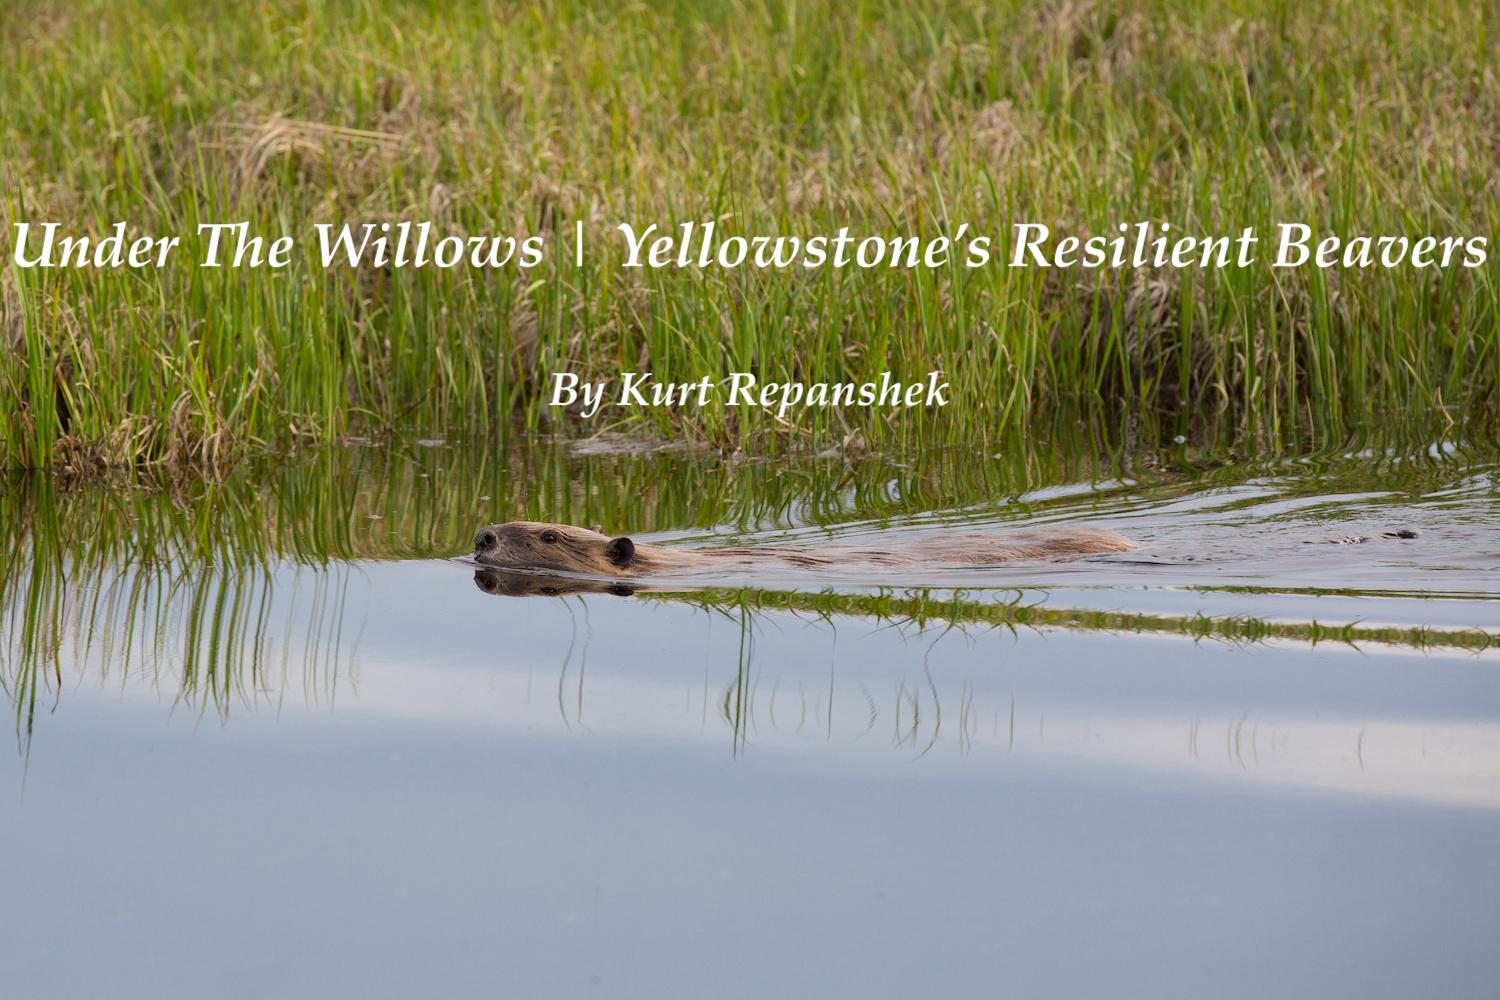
[2,0,1497,470]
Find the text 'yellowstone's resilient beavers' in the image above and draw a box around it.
[550,372,950,419]
[616,221,1488,270]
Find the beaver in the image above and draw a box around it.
[471,520,1135,579]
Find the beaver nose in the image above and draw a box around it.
[476,529,498,550]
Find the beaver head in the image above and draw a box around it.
[472,521,638,575]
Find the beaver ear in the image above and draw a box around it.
[605,536,636,567]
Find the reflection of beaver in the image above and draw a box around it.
[473,568,638,598]
[472,520,1135,578]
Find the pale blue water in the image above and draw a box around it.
[2,439,1497,998]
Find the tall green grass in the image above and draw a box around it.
[2,0,1497,469]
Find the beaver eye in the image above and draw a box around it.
[540,530,559,544]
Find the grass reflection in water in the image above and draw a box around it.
[3,429,1496,753]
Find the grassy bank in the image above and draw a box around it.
[2,0,1497,469]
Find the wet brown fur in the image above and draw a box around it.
[473,520,1136,579]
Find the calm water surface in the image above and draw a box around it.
[2,435,1497,998]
